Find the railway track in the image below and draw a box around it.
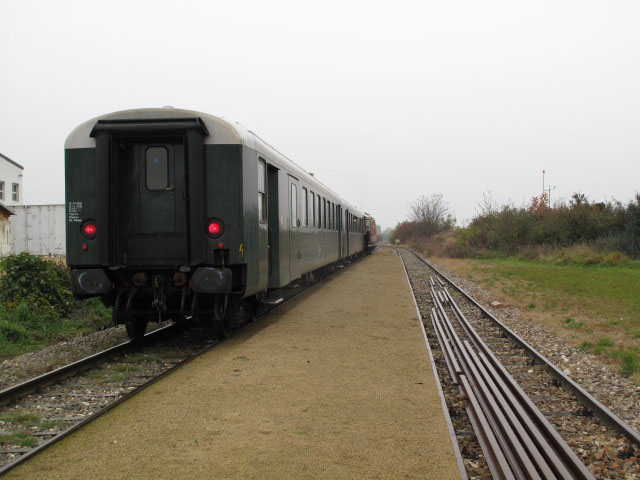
[0,324,215,475]
[0,258,361,476]
[397,247,640,480]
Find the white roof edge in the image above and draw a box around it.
[64,108,243,149]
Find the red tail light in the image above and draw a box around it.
[206,219,224,238]
[82,222,96,238]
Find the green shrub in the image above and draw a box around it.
[66,297,112,331]
[0,253,73,314]
[447,192,640,259]
[0,254,114,359]
[0,316,31,343]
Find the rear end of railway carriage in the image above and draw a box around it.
[364,214,377,244]
[65,108,367,339]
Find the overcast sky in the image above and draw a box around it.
[1,0,639,230]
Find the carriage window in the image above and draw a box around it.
[146,147,168,190]
[291,183,297,228]
[318,196,322,228]
[332,204,336,230]
[0,181,4,200]
[12,183,19,202]
[302,187,308,227]
[310,192,315,227]
[258,159,267,223]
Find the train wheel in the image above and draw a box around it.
[124,289,148,340]
[303,272,315,286]
[230,296,257,328]
[213,294,232,339]
[112,289,126,326]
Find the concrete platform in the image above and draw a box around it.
[6,251,459,479]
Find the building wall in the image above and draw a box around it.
[0,157,24,207]
[0,211,11,257]
[10,205,65,257]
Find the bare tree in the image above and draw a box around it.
[408,194,455,237]
[476,190,499,216]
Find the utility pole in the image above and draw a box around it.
[542,169,555,208]
[547,185,556,208]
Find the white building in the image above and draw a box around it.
[0,152,24,207]
[0,202,14,257]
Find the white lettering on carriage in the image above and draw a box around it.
[68,202,83,222]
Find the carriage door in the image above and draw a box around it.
[337,204,343,258]
[345,209,350,257]
[267,165,280,288]
[288,175,301,281]
[115,139,187,266]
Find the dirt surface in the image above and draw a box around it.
[5,252,459,480]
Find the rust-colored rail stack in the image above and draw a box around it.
[429,276,595,480]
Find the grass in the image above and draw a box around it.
[434,255,640,382]
[0,410,42,425]
[0,430,39,448]
[0,409,65,448]
[0,298,112,360]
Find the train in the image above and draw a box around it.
[65,108,375,339]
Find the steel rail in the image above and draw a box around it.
[408,248,640,447]
[0,323,180,408]
[443,286,594,479]
[430,281,594,480]
[0,255,364,477]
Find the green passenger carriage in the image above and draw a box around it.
[65,108,369,338]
